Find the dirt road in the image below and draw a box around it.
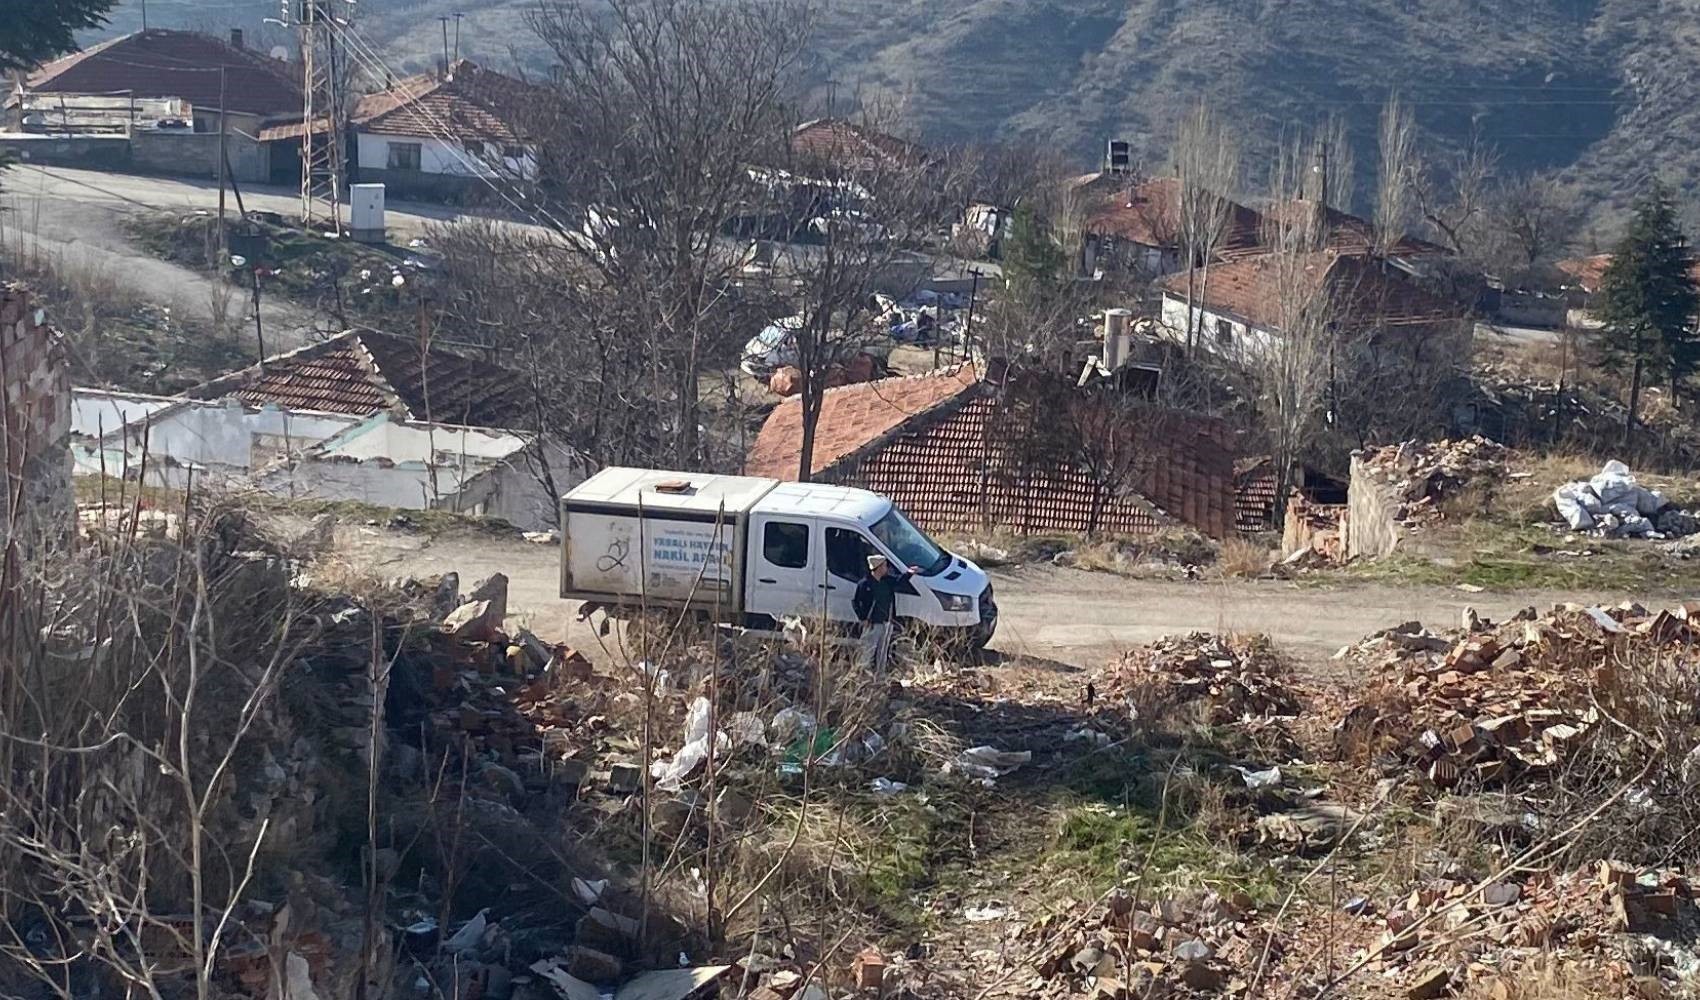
[330,524,1628,667]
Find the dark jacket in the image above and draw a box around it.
[852,570,909,625]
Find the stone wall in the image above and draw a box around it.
[0,284,72,545]
[1343,451,1402,560]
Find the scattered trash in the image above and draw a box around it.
[443,909,489,954]
[963,904,1009,922]
[948,746,1032,784]
[1551,459,1694,537]
[869,777,908,795]
[1231,764,1282,789]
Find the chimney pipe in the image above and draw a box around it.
[230,28,244,50]
[1103,308,1132,371]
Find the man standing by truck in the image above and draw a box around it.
[854,554,913,669]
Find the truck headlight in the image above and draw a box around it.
[936,592,973,612]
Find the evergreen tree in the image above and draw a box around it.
[0,0,114,72]
[1002,204,1064,307]
[1594,185,1700,441]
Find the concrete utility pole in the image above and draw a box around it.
[452,12,463,62]
[438,16,451,74]
[216,66,228,253]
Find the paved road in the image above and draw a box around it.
[324,524,1629,669]
[0,165,522,354]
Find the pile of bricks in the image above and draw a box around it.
[1098,632,1301,724]
[1356,435,1509,528]
[1024,890,1270,998]
[1337,603,1700,787]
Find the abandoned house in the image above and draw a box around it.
[745,363,1237,538]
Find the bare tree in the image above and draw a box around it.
[1316,113,1357,214]
[1414,130,1499,259]
[1174,101,1242,353]
[774,112,969,480]
[1489,170,1580,277]
[1252,138,1339,517]
[523,0,816,468]
[1373,95,1418,255]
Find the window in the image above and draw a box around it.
[869,507,950,576]
[762,521,809,569]
[464,139,486,158]
[387,141,422,171]
[1215,317,1233,345]
[826,528,873,581]
[502,144,525,160]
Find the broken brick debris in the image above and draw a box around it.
[1095,632,1301,724]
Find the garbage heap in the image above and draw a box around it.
[1552,459,1700,539]
[1335,602,1700,789]
[1355,435,1509,529]
[1096,632,1301,724]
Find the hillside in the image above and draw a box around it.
[90,0,1700,231]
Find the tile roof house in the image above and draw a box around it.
[1157,250,1468,359]
[746,364,1238,538]
[181,329,536,430]
[18,29,301,133]
[1243,200,1451,262]
[789,118,926,172]
[1078,176,1267,275]
[350,61,545,200]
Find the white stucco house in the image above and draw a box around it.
[1157,250,1470,364]
[348,60,543,201]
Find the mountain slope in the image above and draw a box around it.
[88,0,1698,229]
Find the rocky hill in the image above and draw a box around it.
[93,0,1700,230]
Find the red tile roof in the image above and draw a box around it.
[1159,251,1463,333]
[747,365,981,480]
[747,366,1238,538]
[1555,252,1700,295]
[790,118,925,170]
[1081,176,1266,254]
[182,329,535,429]
[27,30,302,118]
[353,61,541,143]
[1239,200,1450,260]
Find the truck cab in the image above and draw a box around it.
[560,469,996,647]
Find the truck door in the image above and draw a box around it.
[745,515,822,621]
[823,526,873,622]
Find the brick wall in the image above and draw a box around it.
[0,284,72,545]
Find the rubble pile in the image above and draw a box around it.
[1025,890,1271,998]
[1357,435,1509,528]
[1337,603,1700,788]
[1335,860,1700,997]
[1098,633,1301,723]
[1552,459,1700,540]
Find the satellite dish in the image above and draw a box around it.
[270,45,290,61]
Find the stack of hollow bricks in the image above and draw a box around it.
[0,283,71,542]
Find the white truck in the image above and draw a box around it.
[559,468,997,647]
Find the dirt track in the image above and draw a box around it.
[328,524,1628,668]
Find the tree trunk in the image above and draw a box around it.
[1625,351,1644,448]
[1184,265,1197,355]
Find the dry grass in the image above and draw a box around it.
[1217,536,1272,577]
[1460,955,1627,999]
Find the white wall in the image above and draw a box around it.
[1159,295,1277,357]
[74,393,359,487]
[357,131,537,180]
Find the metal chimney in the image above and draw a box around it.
[229,28,244,50]
[1103,308,1132,371]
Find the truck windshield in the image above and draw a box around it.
[870,507,951,576]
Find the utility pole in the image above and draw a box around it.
[452,12,463,62]
[438,16,451,75]
[291,0,347,233]
[216,66,228,254]
[140,0,148,31]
